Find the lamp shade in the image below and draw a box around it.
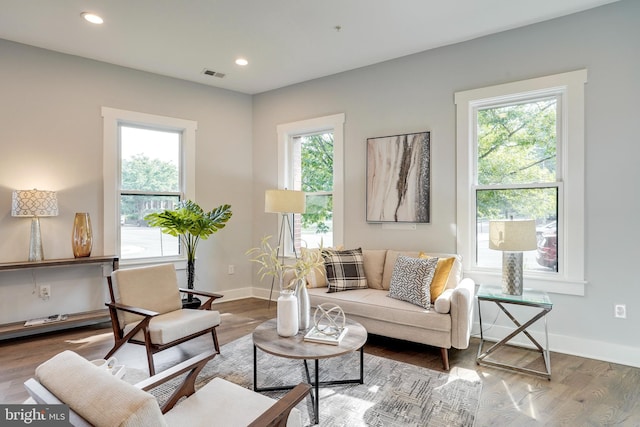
[489,219,537,251]
[265,189,306,214]
[11,189,58,217]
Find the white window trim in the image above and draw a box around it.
[276,113,345,253]
[102,107,196,266]
[455,70,587,295]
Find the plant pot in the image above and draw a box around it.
[182,297,201,309]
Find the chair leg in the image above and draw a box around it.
[142,328,156,376]
[105,339,126,360]
[440,348,450,371]
[212,327,220,354]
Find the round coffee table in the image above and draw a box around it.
[252,318,367,425]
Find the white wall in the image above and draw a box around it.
[0,40,254,324]
[252,0,640,367]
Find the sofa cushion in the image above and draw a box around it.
[301,247,327,288]
[35,350,166,427]
[323,248,368,292]
[381,250,420,290]
[362,249,387,290]
[388,255,438,309]
[419,254,456,302]
[308,288,451,332]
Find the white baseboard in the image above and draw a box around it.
[212,286,276,303]
[472,323,640,369]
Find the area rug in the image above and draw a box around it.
[143,335,482,426]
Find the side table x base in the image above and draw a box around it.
[477,299,552,380]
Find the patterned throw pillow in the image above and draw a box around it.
[323,248,368,293]
[388,255,438,309]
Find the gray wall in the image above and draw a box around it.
[252,0,640,366]
[0,40,254,323]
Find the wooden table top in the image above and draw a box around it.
[252,318,367,360]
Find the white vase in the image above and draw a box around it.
[277,289,299,337]
[296,279,310,330]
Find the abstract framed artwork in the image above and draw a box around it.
[366,131,430,223]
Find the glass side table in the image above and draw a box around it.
[476,284,553,380]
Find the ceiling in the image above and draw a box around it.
[0,0,619,94]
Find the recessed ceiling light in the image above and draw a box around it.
[235,58,249,66]
[81,12,104,25]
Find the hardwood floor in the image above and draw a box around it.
[1,298,638,426]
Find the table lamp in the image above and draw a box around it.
[489,219,537,295]
[12,189,59,261]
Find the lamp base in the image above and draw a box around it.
[29,217,44,262]
[502,252,523,296]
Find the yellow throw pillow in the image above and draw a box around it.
[419,253,455,302]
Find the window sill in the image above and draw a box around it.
[119,257,188,271]
[465,270,586,296]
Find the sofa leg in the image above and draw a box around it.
[440,348,450,371]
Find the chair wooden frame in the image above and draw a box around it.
[25,351,311,427]
[105,275,224,376]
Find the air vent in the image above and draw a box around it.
[202,69,225,78]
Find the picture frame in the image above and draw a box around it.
[366,131,430,223]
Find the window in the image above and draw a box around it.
[102,107,196,263]
[455,70,587,295]
[277,114,345,255]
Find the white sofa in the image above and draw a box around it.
[306,249,475,370]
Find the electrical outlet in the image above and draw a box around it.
[39,284,51,300]
[228,265,235,275]
[614,304,626,319]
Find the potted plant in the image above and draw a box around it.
[246,235,324,290]
[145,200,232,307]
[246,235,324,333]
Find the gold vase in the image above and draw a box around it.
[72,212,92,258]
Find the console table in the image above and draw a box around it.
[476,283,553,380]
[0,256,119,340]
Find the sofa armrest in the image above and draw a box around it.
[450,277,475,350]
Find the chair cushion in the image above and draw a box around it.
[125,309,221,345]
[163,377,302,427]
[35,351,166,427]
[112,264,183,327]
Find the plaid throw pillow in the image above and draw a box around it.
[388,255,438,309]
[323,248,368,293]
